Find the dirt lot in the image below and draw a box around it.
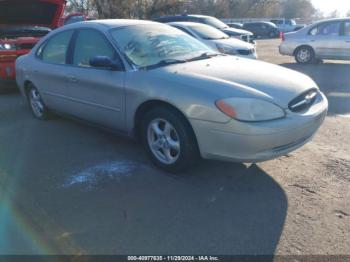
[0,39,349,255]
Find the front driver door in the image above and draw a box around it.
[65,29,126,131]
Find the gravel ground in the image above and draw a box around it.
[0,39,349,256]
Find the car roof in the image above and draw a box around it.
[156,14,210,20]
[62,19,161,30]
[244,21,274,25]
[313,17,350,24]
[168,21,210,27]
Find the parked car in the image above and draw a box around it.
[280,18,350,64]
[243,22,280,38]
[0,0,66,87]
[169,22,257,59]
[270,19,305,33]
[154,14,255,44]
[227,22,244,29]
[16,20,328,172]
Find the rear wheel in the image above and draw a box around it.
[27,84,50,120]
[295,46,315,64]
[141,107,199,172]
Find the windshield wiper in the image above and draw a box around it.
[140,58,187,70]
[187,52,222,62]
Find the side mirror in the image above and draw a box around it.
[89,56,123,71]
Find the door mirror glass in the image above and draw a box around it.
[89,56,123,71]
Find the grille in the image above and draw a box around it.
[18,43,35,50]
[237,49,254,55]
[289,88,318,112]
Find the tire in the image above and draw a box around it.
[140,106,199,173]
[26,84,50,120]
[294,46,315,64]
[269,31,276,38]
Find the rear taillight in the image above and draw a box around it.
[280,32,285,41]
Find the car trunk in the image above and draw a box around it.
[0,0,66,29]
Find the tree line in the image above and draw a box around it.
[66,0,322,21]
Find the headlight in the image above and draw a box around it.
[215,97,285,122]
[216,43,237,55]
[0,43,16,50]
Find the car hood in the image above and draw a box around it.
[158,56,317,108]
[212,38,254,50]
[0,0,66,29]
[223,27,253,36]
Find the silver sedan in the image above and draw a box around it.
[16,20,328,172]
[280,18,350,64]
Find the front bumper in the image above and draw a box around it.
[190,92,328,163]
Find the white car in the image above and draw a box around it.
[169,22,257,59]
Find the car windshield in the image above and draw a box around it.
[203,17,229,30]
[110,24,215,68]
[189,24,229,40]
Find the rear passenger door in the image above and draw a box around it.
[66,29,126,131]
[309,21,342,58]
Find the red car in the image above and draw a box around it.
[0,0,66,87]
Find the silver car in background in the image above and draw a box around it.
[168,22,257,59]
[280,18,350,64]
[16,20,328,172]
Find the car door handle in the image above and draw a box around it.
[68,76,78,83]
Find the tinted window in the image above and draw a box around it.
[73,29,115,67]
[41,30,73,64]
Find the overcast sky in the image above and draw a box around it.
[311,0,349,16]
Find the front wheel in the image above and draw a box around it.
[27,84,50,120]
[295,46,315,64]
[141,107,199,173]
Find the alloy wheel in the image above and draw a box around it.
[297,49,311,63]
[29,88,45,118]
[147,118,181,165]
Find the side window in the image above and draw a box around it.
[309,26,318,36]
[73,29,115,67]
[41,30,73,64]
[311,22,341,36]
[341,21,350,36]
